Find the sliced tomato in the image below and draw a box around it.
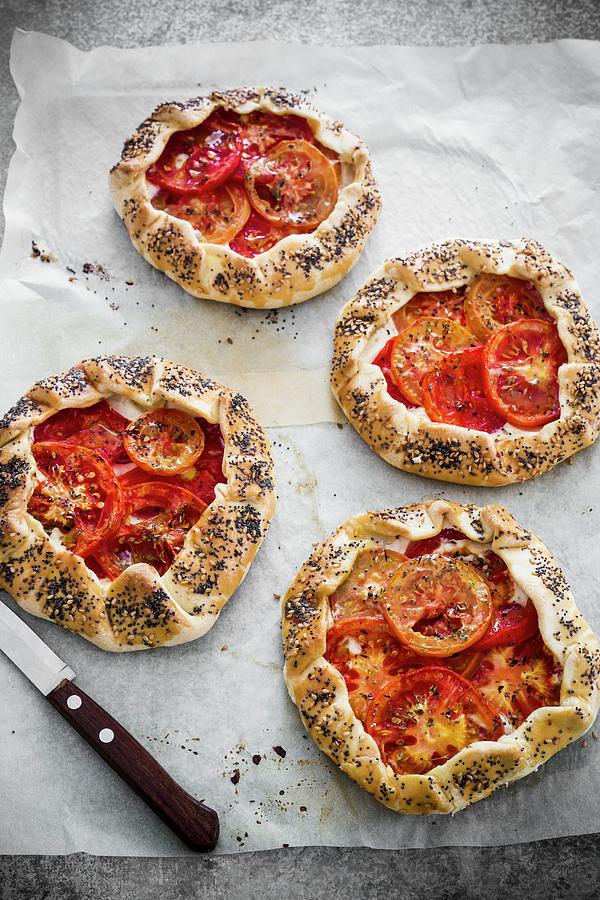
[472,601,539,651]
[34,401,129,463]
[147,116,241,195]
[393,289,467,331]
[483,319,567,428]
[421,346,506,433]
[404,528,466,559]
[470,636,561,728]
[325,615,428,721]
[29,441,123,557]
[228,111,315,180]
[329,548,407,621]
[405,530,517,609]
[229,210,290,257]
[95,482,206,579]
[118,420,225,505]
[124,409,205,476]
[371,337,417,407]
[366,667,502,774]
[245,139,337,229]
[153,182,251,244]
[465,274,551,343]
[390,317,478,406]
[381,556,492,657]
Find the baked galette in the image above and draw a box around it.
[110,88,381,308]
[0,357,275,651]
[283,500,600,814]
[331,239,600,485]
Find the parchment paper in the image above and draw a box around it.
[1,31,600,855]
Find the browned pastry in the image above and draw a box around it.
[0,357,275,651]
[110,88,381,308]
[283,500,600,813]
[331,238,600,485]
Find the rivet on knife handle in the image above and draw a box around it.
[47,679,220,852]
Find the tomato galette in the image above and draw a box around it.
[331,239,600,485]
[0,357,275,651]
[282,500,600,814]
[110,88,381,308]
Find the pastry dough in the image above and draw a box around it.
[282,500,600,814]
[331,238,600,485]
[110,88,381,308]
[0,356,275,651]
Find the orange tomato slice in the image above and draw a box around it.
[390,317,478,406]
[124,409,205,476]
[153,182,250,244]
[329,548,407,621]
[245,139,337,229]
[380,556,493,657]
[465,274,551,343]
[366,667,502,774]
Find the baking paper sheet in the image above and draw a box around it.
[1,31,600,855]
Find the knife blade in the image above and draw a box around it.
[0,600,219,852]
[0,599,75,694]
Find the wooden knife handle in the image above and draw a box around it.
[47,679,219,852]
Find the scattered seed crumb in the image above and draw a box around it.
[82,261,109,280]
[300,806,307,812]
[273,593,281,600]
[226,337,233,345]
[252,754,262,765]
[336,422,343,430]
[273,745,286,758]
[125,280,134,285]
[583,739,589,748]
[231,768,241,785]
[31,241,56,263]
[221,644,229,651]
[592,731,598,740]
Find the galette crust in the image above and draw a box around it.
[0,357,276,652]
[331,238,600,485]
[282,500,600,814]
[110,88,381,309]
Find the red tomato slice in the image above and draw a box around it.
[95,482,206,579]
[483,319,567,428]
[405,529,517,609]
[29,441,124,557]
[422,346,506,433]
[329,548,407,621]
[381,556,493,657]
[325,615,428,721]
[153,182,251,244]
[471,601,539,651]
[228,111,315,180]
[371,337,418,407]
[469,636,561,728]
[366,667,502,774]
[390,317,478,406]
[465,274,551,343]
[118,420,225,506]
[147,116,241,195]
[229,210,291,257]
[34,401,129,463]
[404,528,467,559]
[124,409,205,476]
[393,289,467,331]
[245,139,337,229]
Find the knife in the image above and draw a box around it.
[0,600,219,852]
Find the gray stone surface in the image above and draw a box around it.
[1,1,600,897]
